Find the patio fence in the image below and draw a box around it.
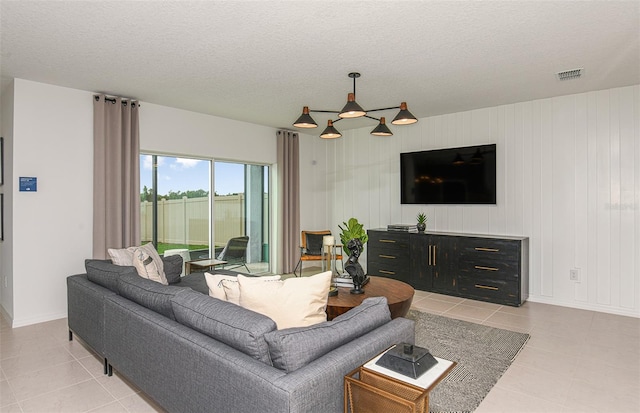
[140,194,249,248]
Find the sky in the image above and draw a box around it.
[140,155,245,196]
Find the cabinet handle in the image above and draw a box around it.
[433,245,437,266]
[379,254,396,259]
[475,247,499,252]
[379,270,395,275]
[380,239,396,243]
[427,245,432,266]
[475,265,499,271]
[475,284,499,291]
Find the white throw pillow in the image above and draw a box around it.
[205,272,281,305]
[238,271,332,329]
[132,247,168,285]
[108,247,134,266]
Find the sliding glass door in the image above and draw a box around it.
[214,161,270,273]
[140,155,271,273]
[140,155,211,259]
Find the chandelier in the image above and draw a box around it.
[293,72,418,139]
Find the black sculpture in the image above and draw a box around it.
[344,238,366,294]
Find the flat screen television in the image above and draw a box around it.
[400,144,496,205]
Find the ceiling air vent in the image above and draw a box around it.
[557,68,583,81]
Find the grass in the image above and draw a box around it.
[147,242,209,256]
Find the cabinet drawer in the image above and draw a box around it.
[458,260,520,281]
[367,263,408,280]
[457,238,520,260]
[367,248,409,263]
[368,232,411,252]
[457,277,520,305]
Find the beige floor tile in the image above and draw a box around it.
[19,379,115,413]
[95,371,140,400]
[118,392,167,413]
[0,379,17,407]
[78,354,108,378]
[87,401,129,413]
[484,311,536,331]
[496,363,571,405]
[7,360,93,401]
[411,296,459,312]
[476,385,565,413]
[512,345,579,377]
[0,403,22,413]
[482,320,532,334]
[525,331,585,356]
[460,298,503,311]
[564,376,640,413]
[0,344,76,378]
[443,303,498,321]
[427,293,466,304]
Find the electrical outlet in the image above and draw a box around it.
[570,268,581,282]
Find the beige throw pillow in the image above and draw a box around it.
[238,271,332,329]
[205,272,281,305]
[132,247,168,285]
[108,247,134,266]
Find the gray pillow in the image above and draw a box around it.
[264,297,391,372]
[85,259,137,292]
[117,273,189,320]
[171,290,277,364]
[162,255,183,284]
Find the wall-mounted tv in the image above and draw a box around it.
[400,144,497,205]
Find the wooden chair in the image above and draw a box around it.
[293,230,342,276]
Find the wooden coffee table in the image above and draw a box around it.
[327,276,414,320]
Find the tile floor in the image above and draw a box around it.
[1,286,638,412]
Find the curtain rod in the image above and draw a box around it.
[94,95,140,107]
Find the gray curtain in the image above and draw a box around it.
[93,95,140,259]
[277,130,300,273]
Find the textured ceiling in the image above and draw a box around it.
[1,1,639,133]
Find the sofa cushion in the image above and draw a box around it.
[238,271,331,329]
[264,296,391,372]
[171,290,277,364]
[85,259,137,292]
[107,247,134,266]
[162,254,183,285]
[132,247,168,285]
[204,272,281,305]
[117,273,188,320]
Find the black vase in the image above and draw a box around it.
[417,223,426,232]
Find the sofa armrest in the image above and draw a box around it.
[272,317,415,413]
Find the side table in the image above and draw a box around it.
[344,345,456,413]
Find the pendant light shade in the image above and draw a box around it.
[339,93,366,118]
[292,73,418,139]
[370,117,393,136]
[320,120,342,139]
[391,102,418,125]
[293,106,318,128]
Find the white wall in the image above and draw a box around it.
[0,80,15,319]
[301,85,640,318]
[1,79,278,326]
[9,79,94,326]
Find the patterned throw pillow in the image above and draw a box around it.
[204,272,281,305]
[132,247,169,285]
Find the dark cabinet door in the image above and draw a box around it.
[429,235,457,293]
[410,234,456,293]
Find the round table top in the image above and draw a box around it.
[327,276,415,320]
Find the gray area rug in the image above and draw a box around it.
[407,309,530,413]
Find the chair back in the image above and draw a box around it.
[217,236,249,261]
[301,230,331,256]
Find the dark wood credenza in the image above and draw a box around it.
[367,229,529,307]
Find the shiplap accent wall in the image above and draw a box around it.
[300,85,639,317]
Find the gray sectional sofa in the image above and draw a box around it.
[67,257,415,413]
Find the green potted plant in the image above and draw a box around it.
[416,212,427,232]
[339,217,369,255]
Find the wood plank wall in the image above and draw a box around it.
[300,85,639,317]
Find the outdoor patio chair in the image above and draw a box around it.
[216,236,250,273]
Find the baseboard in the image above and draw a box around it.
[527,295,640,319]
[10,311,68,328]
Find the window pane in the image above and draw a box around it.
[140,155,211,259]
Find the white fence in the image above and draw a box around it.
[140,195,247,247]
